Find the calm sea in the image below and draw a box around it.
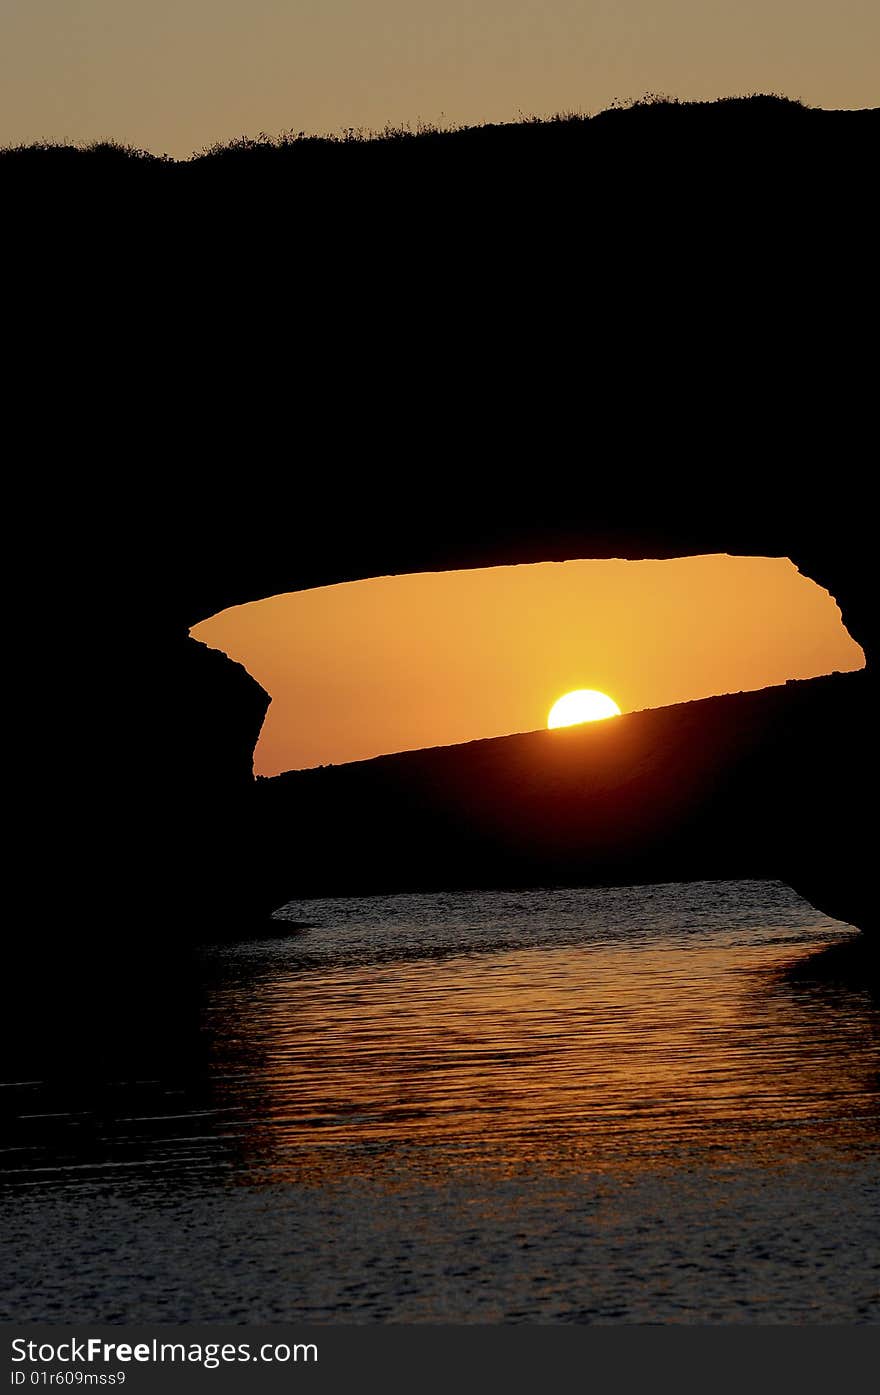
[2,880,878,1322]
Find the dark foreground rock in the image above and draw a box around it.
[4,97,877,1008]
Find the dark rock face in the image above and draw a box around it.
[154,503,876,942]
[6,99,877,977]
[12,496,876,967]
[254,672,875,929]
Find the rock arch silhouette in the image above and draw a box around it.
[159,503,873,944]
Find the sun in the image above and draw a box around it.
[547,689,621,729]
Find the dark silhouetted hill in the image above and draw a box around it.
[4,95,877,264]
[254,671,875,940]
[3,94,877,175]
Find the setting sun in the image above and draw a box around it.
[547,689,622,728]
[192,556,863,772]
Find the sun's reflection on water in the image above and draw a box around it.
[202,883,879,1188]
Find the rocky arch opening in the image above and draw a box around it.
[176,543,871,941]
[190,553,863,777]
[24,498,875,983]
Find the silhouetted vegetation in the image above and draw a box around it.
[7,91,874,317]
[5,93,874,285]
[3,94,875,168]
[3,92,877,205]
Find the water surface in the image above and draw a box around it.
[2,880,878,1322]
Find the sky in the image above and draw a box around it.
[2,2,877,156]
[191,554,864,775]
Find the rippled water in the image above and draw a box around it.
[2,880,878,1322]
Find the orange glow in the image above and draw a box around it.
[205,912,875,1187]
[190,554,864,775]
[548,689,621,728]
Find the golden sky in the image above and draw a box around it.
[2,2,877,155]
[191,554,864,775]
